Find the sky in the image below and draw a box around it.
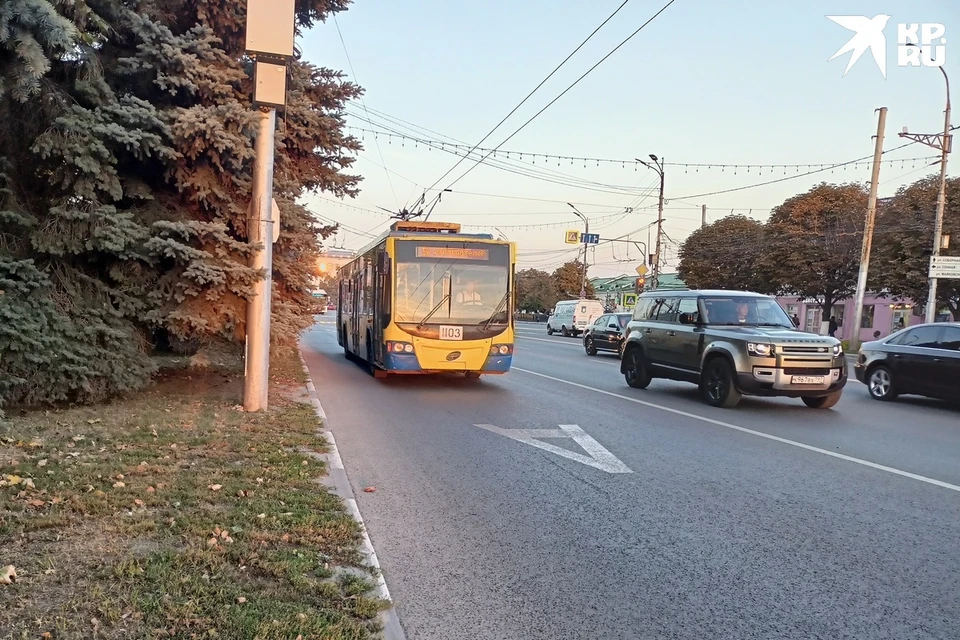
[298,0,959,279]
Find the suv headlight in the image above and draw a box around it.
[832,343,843,357]
[747,342,774,357]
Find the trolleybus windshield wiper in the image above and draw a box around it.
[480,291,510,331]
[417,294,451,329]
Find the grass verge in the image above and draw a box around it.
[0,348,388,639]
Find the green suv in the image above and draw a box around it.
[620,290,847,409]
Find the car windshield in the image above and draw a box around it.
[700,296,793,327]
[393,242,511,326]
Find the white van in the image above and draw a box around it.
[547,299,605,337]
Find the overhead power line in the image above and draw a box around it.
[332,15,399,209]
[347,125,937,176]
[420,0,637,202]
[670,140,926,200]
[434,0,679,197]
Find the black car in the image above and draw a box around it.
[583,313,632,357]
[854,322,960,402]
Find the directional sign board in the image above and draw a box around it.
[929,256,960,279]
[580,233,600,245]
[564,230,580,244]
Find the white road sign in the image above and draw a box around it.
[929,256,960,279]
[474,423,632,474]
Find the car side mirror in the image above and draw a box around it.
[608,323,619,330]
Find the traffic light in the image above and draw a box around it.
[635,276,645,293]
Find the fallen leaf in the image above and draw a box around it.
[72,435,85,441]
[209,484,223,492]
[28,499,46,508]
[146,486,156,494]
[236,597,246,604]
[37,459,48,467]
[116,474,124,480]
[0,565,16,584]
[256,513,266,519]
[134,499,144,507]
[297,613,307,621]
[23,478,35,489]
[5,475,22,486]
[363,486,376,493]
[113,481,125,488]
[87,419,102,424]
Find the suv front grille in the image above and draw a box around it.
[780,345,831,354]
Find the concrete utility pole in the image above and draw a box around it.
[898,43,952,323]
[850,107,888,354]
[701,204,707,228]
[636,155,665,289]
[243,0,296,412]
[568,203,590,297]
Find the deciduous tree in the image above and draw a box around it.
[677,215,770,292]
[757,183,868,316]
[516,268,558,312]
[552,260,594,299]
[870,175,960,319]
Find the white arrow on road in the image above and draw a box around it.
[474,424,632,474]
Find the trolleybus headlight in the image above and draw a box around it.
[490,344,513,355]
[387,341,414,353]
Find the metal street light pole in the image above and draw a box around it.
[898,43,952,323]
[243,0,296,411]
[567,203,589,298]
[637,155,664,290]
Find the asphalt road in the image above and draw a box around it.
[301,320,960,640]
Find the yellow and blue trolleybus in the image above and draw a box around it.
[336,221,516,378]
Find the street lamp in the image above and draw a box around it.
[899,43,951,323]
[636,155,665,290]
[567,203,590,298]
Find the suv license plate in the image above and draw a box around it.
[791,375,824,385]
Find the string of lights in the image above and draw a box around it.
[346,112,658,196]
[345,125,939,177]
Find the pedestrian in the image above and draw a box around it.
[792,313,800,328]
[828,315,838,337]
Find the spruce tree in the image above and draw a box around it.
[0,0,361,411]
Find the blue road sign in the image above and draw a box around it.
[581,233,600,244]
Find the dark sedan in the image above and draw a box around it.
[854,322,960,402]
[583,313,632,358]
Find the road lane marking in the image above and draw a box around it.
[474,423,632,473]
[517,336,583,348]
[513,367,960,494]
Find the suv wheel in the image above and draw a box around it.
[701,358,742,408]
[801,391,841,409]
[547,326,554,336]
[623,348,652,389]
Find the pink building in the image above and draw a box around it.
[776,294,920,344]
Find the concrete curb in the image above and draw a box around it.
[298,351,407,640]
